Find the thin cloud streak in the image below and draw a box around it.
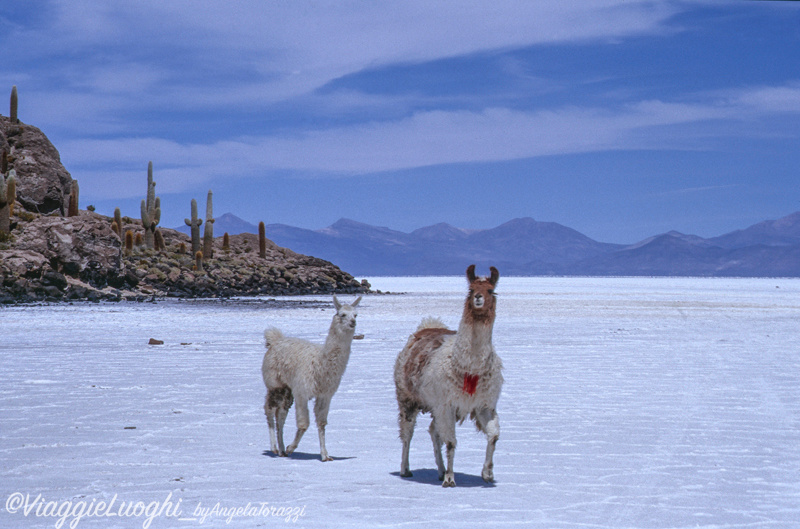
[14,1,681,112]
[60,82,800,198]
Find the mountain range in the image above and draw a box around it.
[177,212,800,277]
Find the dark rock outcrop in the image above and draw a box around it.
[1,211,369,303]
[0,115,369,304]
[1,116,73,215]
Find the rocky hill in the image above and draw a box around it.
[0,116,369,303]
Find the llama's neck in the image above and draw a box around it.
[322,325,354,374]
[453,319,494,373]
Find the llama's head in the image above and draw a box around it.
[332,295,362,334]
[464,265,499,324]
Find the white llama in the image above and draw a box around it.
[262,295,362,461]
[394,265,503,487]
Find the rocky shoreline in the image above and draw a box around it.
[0,115,370,304]
[0,210,370,304]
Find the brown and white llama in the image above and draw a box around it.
[394,265,503,487]
[262,295,361,461]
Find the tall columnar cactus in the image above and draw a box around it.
[194,251,204,273]
[184,198,202,256]
[154,229,165,252]
[113,207,122,238]
[10,86,18,123]
[124,230,134,255]
[0,170,14,234]
[202,190,214,259]
[6,171,15,217]
[259,221,267,258]
[140,161,160,249]
[67,180,80,217]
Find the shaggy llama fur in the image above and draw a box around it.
[262,295,361,461]
[394,265,503,487]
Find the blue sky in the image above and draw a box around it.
[1,1,799,244]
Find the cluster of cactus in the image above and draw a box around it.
[140,161,161,249]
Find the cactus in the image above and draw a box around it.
[67,180,79,217]
[195,250,204,273]
[0,170,13,233]
[125,230,134,255]
[140,161,160,249]
[113,208,122,237]
[178,242,187,254]
[10,86,18,123]
[184,198,202,256]
[202,190,214,259]
[222,232,230,252]
[6,172,15,217]
[259,221,267,258]
[134,232,143,247]
[154,229,165,252]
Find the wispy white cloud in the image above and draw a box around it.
[64,82,800,198]
[62,77,800,201]
[10,1,681,111]
[727,82,800,114]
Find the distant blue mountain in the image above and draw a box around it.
[177,212,800,277]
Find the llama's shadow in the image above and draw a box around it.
[261,450,355,462]
[391,469,495,488]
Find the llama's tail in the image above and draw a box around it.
[264,327,284,348]
[416,316,448,331]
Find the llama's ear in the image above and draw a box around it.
[466,264,477,283]
[333,295,341,311]
[489,266,499,286]
[351,296,362,307]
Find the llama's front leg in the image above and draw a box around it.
[434,408,458,487]
[314,396,333,462]
[399,407,419,477]
[286,397,309,455]
[475,407,500,483]
[428,420,445,481]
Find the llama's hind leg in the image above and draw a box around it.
[266,387,293,456]
[264,393,279,455]
[286,396,309,455]
[398,405,419,477]
[474,407,500,483]
[314,396,333,462]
